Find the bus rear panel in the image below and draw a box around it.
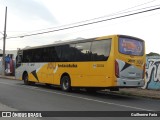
[115,35,145,88]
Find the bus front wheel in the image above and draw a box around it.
[60,76,71,92]
[23,73,29,85]
[23,73,35,85]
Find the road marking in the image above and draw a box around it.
[0,81,156,111]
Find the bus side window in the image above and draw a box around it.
[16,55,22,68]
[91,39,111,61]
[60,44,76,62]
[74,42,92,61]
[16,55,22,63]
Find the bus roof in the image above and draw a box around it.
[21,34,144,50]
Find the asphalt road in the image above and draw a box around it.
[0,78,160,120]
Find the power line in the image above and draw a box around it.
[77,0,158,24]
[1,0,158,40]
[113,0,158,13]
[6,5,160,39]
[10,0,158,35]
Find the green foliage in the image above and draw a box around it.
[146,52,160,56]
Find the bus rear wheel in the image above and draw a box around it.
[60,76,71,92]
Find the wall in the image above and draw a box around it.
[144,56,160,89]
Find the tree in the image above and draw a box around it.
[146,52,160,56]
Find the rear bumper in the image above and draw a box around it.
[117,78,145,87]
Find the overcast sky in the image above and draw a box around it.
[0,0,160,54]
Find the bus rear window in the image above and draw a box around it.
[119,37,144,56]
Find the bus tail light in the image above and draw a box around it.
[115,60,119,78]
[142,64,145,79]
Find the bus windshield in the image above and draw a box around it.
[119,37,144,56]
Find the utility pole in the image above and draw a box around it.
[2,7,7,76]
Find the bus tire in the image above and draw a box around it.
[23,73,29,85]
[23,73,35,85]
[60,75,71,92]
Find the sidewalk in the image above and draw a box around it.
[0,75,16,80]
[115,88,160,99]
[0,75,160,99]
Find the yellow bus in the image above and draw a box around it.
[15,35,145,92]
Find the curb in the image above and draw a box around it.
[0,75,16,80]
[110,89,160,100]
[0,75,160,100]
